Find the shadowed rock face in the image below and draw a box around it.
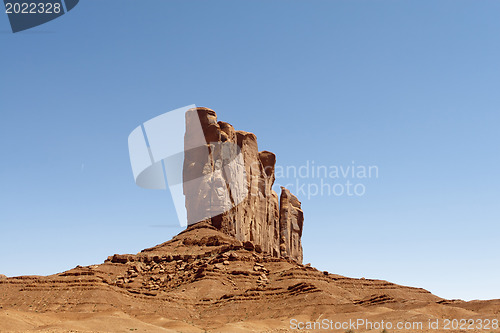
[279,187,304,263]
[183,107,304,263]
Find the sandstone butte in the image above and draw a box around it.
[0,108,498,332]
[183,107,304,263]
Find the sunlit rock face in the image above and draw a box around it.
[183,107,304,263]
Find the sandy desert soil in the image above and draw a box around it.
[1,223,499,332]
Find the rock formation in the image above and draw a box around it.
[279,187,304,263]
[183,107,304,263]
[1,222,462,333]
[1,107,496,331]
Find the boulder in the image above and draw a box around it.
[111,254,133,264]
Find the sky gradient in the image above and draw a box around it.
[1,0,499,301]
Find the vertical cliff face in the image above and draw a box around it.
[183,107,304,263]
[279,187,304,263]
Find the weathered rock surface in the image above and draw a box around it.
[279,187,304,263]
[183,107,304,263]
[2,223,481,333]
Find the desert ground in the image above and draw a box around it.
[1,222,498,332]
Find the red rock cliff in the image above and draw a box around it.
[183,107,304,263]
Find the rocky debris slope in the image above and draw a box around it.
[1,223,499,332]
[0,223,445,329]
[183,108,304,263]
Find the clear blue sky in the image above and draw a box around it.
[1,1,499,301]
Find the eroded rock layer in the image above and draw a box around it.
[183,107,304,263]
[0,223,451,333]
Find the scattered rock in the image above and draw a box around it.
[243,241,254,251]
[111,254,132,264]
